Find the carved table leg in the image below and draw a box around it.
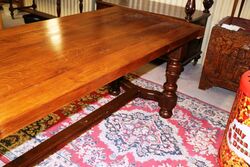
[9,0,14,19]
[159,47,185,118]
[108,78,122,96]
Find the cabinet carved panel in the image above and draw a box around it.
[199,17,250,92]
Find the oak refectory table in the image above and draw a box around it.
[0,6,204,166]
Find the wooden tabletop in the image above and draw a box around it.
[0,6,203,138]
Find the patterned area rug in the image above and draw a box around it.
[0,74,230,167]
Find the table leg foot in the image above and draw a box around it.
[108,78,122,96]
[159,108,173,118]
[158,93,176,118]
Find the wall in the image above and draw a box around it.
[24,0,250,63]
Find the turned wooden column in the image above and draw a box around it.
[160,46,186,118]
[79,0,83,13]
[32,0,37,10]
[185,0,196,22]
[57,0,61,17]
[203,0,214,13]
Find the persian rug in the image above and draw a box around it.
[0,74,230,167]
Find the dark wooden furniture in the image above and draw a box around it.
[0,0,23,7]
[9,0,84,19]
[9,0,54,19]
[199,0,250,92]
[0,0,5,10]
[0,6,204,166]
[96,0,214,66]
[0,0,18,10]
[199,17,250,91]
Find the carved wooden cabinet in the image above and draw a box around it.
[199,17,250,92]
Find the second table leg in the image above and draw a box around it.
[159,46,185,118]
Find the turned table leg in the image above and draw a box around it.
[159,47,185,118]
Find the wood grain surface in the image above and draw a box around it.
[0,6,203,139]
[96,0,209,22]
[199,17,250,91]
